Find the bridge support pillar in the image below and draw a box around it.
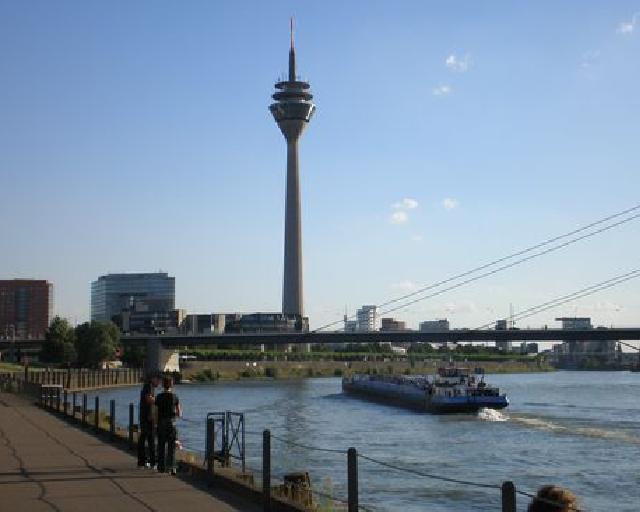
[145,338,180,376]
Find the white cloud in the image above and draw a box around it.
[442,197,459,210]
[445,54,470,72]
[617,13,639,34]
[410,234,423,242]
[392,198,419,210]
[443,300,478,314]
[389,211,408,224]
[391,280,419,292]
[432,85,452,96]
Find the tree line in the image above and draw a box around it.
[40,316,132,368]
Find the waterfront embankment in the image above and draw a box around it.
[0,391,259,512]
[183,358,552,381]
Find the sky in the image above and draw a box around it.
[1,1,639,332]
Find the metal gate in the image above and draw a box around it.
[205,411,245,472]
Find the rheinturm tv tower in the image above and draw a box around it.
[270,20,315,317]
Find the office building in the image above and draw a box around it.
[380,317,407,332]
[270,21,316,319]
[356,305,378,332]
[184,314,227,335]
[225,312,309,334]
[494,319,513,352]
[0,279,53,339]
[419,319,450,332]
[90,272,175,324]
[552,317,618,368]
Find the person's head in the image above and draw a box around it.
[162,375,173,390]
[149,372,161,387]
[527,486,578,512]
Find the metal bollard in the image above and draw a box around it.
[501,481,516,512]
[82,394,87,426]
[64,390,68,416]
[128,403,135,449]
[95,396,100,431]
[109,400,115,439]
[262,429,271,512]
[72,392,77,418]
[347,447,358,512]
[56,387,61,412]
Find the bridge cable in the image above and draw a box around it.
[475,268,640,330]
[312,207,640,332]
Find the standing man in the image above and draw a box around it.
[155,375,181,474]
[137,372,160,468]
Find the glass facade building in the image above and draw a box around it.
[90,273,175,323]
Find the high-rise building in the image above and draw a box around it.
[356,305,378,332]
[0,279,53,339]
[90,272,175,324]
[270,20,316,318]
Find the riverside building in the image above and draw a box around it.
[0,279,53,339]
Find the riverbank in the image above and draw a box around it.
[183,359,553,382]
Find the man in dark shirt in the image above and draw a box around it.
[137,372,160,467]
[155,375,181,474]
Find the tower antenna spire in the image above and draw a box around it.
[290,16,295,50]
[288,17,296,81]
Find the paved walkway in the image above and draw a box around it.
[0,392,258,512]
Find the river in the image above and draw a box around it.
[87,371,640,511]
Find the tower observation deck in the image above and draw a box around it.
[270,20,316,317]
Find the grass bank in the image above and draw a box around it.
[184,359,553,382]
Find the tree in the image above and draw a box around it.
[41,316,76,365]
[121,345,145,368]
[74,321,120,368]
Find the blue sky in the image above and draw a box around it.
[1,1,639,330]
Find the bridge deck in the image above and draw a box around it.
[0,392,257,512]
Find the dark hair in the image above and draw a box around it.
[162,375,173,389]
[527,486,578,512]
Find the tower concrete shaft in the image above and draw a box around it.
[270,23,315,316]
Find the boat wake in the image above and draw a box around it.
[477,408,508,422]
[509,414,640,445]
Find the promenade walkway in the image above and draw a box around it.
[0,392,258,512]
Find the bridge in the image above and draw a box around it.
[5,326,639,353]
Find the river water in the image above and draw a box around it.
[88,371,639,511]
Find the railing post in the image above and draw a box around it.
[64,390,68,416]
[128,402,135,449]
[262,429,271,512]
[347,447,358,512]
[56,387,61,412]
[82,393,87,426]
[501,481,516,512]
[95,396,100,431]
[109,399,116,439]
[206,417,215,477]
[72,392,77,418]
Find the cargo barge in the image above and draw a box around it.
[342,366,509,413]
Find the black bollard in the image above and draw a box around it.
[262,429,271,512]
[347,447,358,512]
[82,394,87,426]
[109,400,115,439]
[501,481,516,512]
[94,396,100,431]
[128,403,135,449]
